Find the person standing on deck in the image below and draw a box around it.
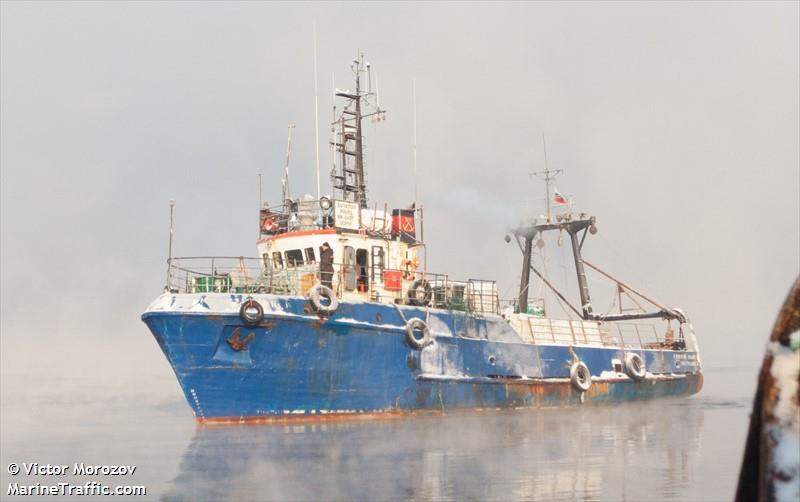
[319,242,334,290]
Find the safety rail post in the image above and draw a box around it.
[268,266,275,294]
[548,318,556,343]
[527,316,536,345]
[617,324,626,348]
[634,324,644,349]
[569,320,577,345]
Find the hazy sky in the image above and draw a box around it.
[1,2,798,397]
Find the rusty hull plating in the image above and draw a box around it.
[142,294,703,424]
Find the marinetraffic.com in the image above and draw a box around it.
[6,462,146,497]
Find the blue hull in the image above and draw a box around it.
[142,294,702,423]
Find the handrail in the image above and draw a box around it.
[164,256,501,314]
[164,257,685,350]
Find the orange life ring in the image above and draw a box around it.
[401,257,419,280]
[262,218,277,231]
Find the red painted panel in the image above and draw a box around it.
[384,270,402,291]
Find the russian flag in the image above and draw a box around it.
[553,188,567,205]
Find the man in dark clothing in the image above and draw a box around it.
[319,242,334,290]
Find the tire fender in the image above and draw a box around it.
[570,361,592,392]
[405,318,430,349]
[308,284,339,314]
[239,298,264,325]
[624,352,647,381]
[408,279,432,306]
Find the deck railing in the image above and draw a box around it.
[166,257,680,349]
[166,257,500,314]
[514,315,678,349]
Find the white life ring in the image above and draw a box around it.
[405,318,430,349]
[308,284,338,314]
[624,352,647,381]
[570,361,592,392]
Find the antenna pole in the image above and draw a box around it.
[530,132,562,222]
[375,71,381,109]
[283,124,295,204]
[331,72,336,195]
[313,23,321,199]
[413,79,418,205]
[542,133,550,219]
[258,173,262,237]
[166,199,175,290]
[354,54,366,208]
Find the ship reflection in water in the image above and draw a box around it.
[164,399,710,501]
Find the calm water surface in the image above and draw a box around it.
[0,365,755,501]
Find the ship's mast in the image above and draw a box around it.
[530,133,562,222]
[513,212,685,323]
[331,53,385,208]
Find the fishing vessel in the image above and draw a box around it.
[142,55,703,424]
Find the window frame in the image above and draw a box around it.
[284,249,304,268]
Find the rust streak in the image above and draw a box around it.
[195,374,705,427]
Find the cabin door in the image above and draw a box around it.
[356,249,369,293]
[343,246,356,291]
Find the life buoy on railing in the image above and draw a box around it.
[405,318,430,349]
[308,284,339,314]
[401,256,420,280]
[624,352,646,381]
[570,361,592,392]
[408,279,432,306]
[239,298,264,325]
[262,218,278,232]
[401,260,414,280]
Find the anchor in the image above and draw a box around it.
[227,328,255,352]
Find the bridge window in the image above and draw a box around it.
[304,247,317,264]
[272,252,283,269]
[262,253,271,270]
[285,249,304,267]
